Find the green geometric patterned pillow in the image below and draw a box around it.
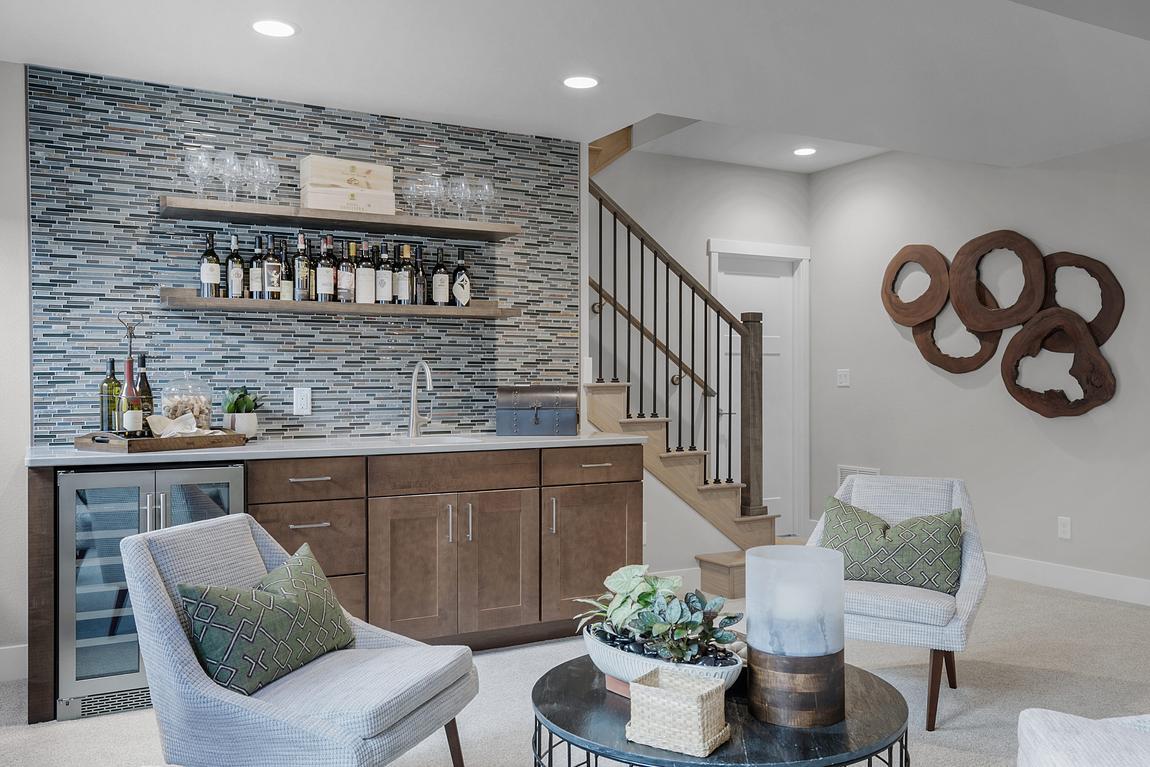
[178,543,354,695]
[818,497,963,595]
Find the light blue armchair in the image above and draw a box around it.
[121,513,478,767]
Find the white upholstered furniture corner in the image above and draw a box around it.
[808,475,987,730]
[121,513,478,767]
[1017,709,1150,765]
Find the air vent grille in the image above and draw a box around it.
[58,687,152,720]
[837,464,880,487]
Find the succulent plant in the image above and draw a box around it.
[634,590,742,663]
[224,386,263,414]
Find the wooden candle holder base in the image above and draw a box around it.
[748,648,846,728]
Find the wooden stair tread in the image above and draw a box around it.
[733,513,779,525]
[695,550,746,567]
[697,482,744,493]
[584,381,630,391]
[619,417,671,425]
[660,450,708,459]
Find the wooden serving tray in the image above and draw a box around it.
[74,430,248,453]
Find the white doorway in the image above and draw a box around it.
[708,239,811,538]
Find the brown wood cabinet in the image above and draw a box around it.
[247,456,366,504]
[541,444,643,486]
[457,489,540,634]
[540,481,643,621]
[367,449,538,496]
[248,498,366,576]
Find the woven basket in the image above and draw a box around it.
[625,667,731,757]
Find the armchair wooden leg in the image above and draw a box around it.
[926,649,944,731]
[445,718,465,767]
[943,649,957,689]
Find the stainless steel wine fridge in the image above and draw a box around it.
[56,464,245,720]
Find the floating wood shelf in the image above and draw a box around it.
[159,287,521,319]
[158,196,522,243]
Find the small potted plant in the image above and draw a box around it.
[576,565,746,691]
[223,386,262,439]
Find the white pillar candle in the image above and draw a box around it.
[746,545,845,657]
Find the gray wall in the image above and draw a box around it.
[809,148,1150,580]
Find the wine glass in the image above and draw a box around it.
[244,156,268,200]
[183,148,214,198]
[402,177,419,215]
[472,176,494,218]
[214,150,243,201]
[265,161,282,204]
[421,171,445,217]
[447,177,471,218]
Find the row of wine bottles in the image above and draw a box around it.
[198,234,473,306]
[98,354,153,435]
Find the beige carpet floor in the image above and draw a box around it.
[2,577,1148,766]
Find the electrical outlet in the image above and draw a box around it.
[292,387,312,416]
[1057,516,1072,540]
[836,369,851,387]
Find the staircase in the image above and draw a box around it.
[585,178,776,593]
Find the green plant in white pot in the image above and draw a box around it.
[575,565,746,691]
[223,387,262,439]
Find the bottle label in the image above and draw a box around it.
[249,267,264,292]
[453,273,471,306]
[317,267,335,295]
[122,409,143,433]
[395,272,411,301]
[228,266,244,295]
[200,263,220,285]
[279,281,294,300]
[375,270,393,303]
[433,274,450,304]
[264,263,282,296]
[355,268,376,304]
[337,270,355,300]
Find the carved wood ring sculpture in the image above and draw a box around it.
[912,283,1001,373]
[951,230,1045,332]
[1040,251,1125,353]
[1001,307,1116,418]
[881,244,950,327]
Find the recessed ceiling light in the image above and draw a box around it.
[563,76,599,90]
[252,19,296,38]
[793,146,817,157]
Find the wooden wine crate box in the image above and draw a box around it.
[300,187,396,215]
[300,155,394,191]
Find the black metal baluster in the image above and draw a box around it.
[702,302,708,481]
[676,275,684,452]
[638,240,645,418]
[625,228,632,415]
[664,261,670,453]
[714,311,722,484]
[689,290,696,451]
[727,325,734,483]
[611,213,619,383]
[596,200,603,383]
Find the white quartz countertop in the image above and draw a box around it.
[26,432,646,467]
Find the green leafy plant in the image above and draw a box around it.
[224,386,262,414]
[633,590,742,662]
[573,564,681,636]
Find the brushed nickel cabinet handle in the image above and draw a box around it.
[288,476,332,483]
[550,497,558,534]
[288,522,331,530]
[447,503,454,543]
[580,462,613,469]
[466,503,473,542]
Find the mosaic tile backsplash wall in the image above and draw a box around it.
[27,67,580,445]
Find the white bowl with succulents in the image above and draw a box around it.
[576,565,746,691]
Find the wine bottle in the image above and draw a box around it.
[431,248,451,306]
[374,244,393,305]
[279,242,295,301]
[337,241,357,303]
[394,244,415,305]
[316,235,336,302]
[226,234,245,299]
[413,247,428,305]
[355,239,376,304]
[293,233,312,301]
[451,249,472,306]
[98,359,121,432]
[263,238,283,300]
[135,352,154,431]
[249,236,265,299]
[118,356,144,437]
[198,233,221,298]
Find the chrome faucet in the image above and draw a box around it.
[408,360,434,437]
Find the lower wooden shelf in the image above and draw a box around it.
[159,287,521,319]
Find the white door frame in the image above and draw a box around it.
[707,238,812,538]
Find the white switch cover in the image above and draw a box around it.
[293,387,312,415]
[836,369,851,387]
[1057,516,1072,540]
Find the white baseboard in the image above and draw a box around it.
[0,643,27,682]
[985,551,1150,607]
[650,566,702,594]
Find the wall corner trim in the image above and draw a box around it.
[985,551,1150,607]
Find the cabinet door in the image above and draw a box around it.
[367,494,458,639]
[457,489,540,634]
[540,482,643,622]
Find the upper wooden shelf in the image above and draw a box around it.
[158,195,523,243]
[159,288,521,320]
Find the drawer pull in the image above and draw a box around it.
[287,476,333,483]
[288,522,331,530]
[580,462,613,469]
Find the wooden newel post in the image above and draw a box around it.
[739,312,766,517]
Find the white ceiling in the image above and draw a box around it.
[4,0,1150,167]
[635,121,887,174]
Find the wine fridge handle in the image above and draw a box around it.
[144,493,154,532]
[550,497,558,535]
[158,492,168,529]
[447,504,454,543]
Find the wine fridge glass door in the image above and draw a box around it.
[154,466,244,528]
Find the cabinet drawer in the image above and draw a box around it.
[541,445,643,486]
[329,574,366,621]
[249,499,366,576]
[247,457,365,504]
[368,450,539,496]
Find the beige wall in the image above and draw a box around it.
[0,60,31,675]
[809,147,1150,580]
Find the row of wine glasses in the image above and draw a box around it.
[401,172,495,218]
[183,148,282,202]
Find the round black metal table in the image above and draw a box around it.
[531,656,908,767]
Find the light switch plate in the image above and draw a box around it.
[1057,516,1072,540]
[293,387,312,415]
[836,369,851,387]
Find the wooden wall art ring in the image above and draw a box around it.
[881,244,950,327]
[912,282,1001,373]
[1000,307,1116,418]
[1040,251,1125,353]
[951,230,1045,332]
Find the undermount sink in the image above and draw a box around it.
[404,435,481,445]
